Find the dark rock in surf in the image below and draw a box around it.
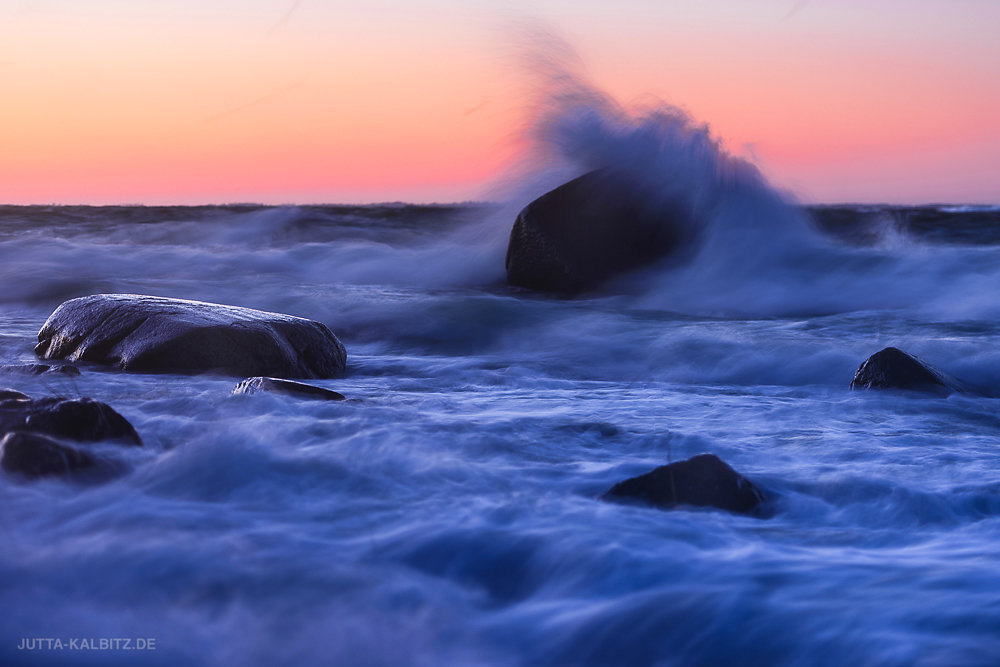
[0,363,80,377]
[1,431,97,478]
[602,453,765,515]
[35,294,347,378]
[505,169,694,293]
[0,389,31,401]
[850,347,962,395]
[0,392,138,480]
[0,395,142,446]
[232,376,345,401]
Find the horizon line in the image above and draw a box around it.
[2,200,999,208]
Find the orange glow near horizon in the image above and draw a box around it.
[2,1,998,205]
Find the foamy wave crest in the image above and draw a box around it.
[510,37,1000,319]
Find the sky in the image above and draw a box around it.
[2,0,998,205]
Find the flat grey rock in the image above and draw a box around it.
[36,294,347,378]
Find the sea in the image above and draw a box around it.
[2,105,1000,666]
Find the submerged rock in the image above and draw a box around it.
[850,347,962,395]
[35,294,347,378]
[505,169,694,293]
[0,363,80,376]
[0,395,142,446]
[1,431,97,478]
[602,453,765,515]
[233,376,345,401]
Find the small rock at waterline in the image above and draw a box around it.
[602,453,765,515]
[0,388,31,401]
[35,294,346,378]
[1,431,97,478]
[0,394,142,446]
[850,347,962,395]
[233,377,345,401]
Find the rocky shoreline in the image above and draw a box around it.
[2,287,976,519]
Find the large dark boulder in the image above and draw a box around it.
[0,395,141,446]
[1,431,97,478]
[505,169,694,293]
[35,294,347,378]
[602,453,765,515]
[850,347,962,395]
[232,376,345,401]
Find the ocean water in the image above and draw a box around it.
[4,109,1000,665]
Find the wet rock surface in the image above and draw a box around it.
[0,395,142,446]
[0,391,141,480]
[233,376,346,401]
[1,431,98,478]
[36,294,347,378]
[0,389,31,401]
[602,453,765,515]
[851,347,963,395]
[505,169,693,293]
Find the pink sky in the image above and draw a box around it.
[2,0,998,204]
